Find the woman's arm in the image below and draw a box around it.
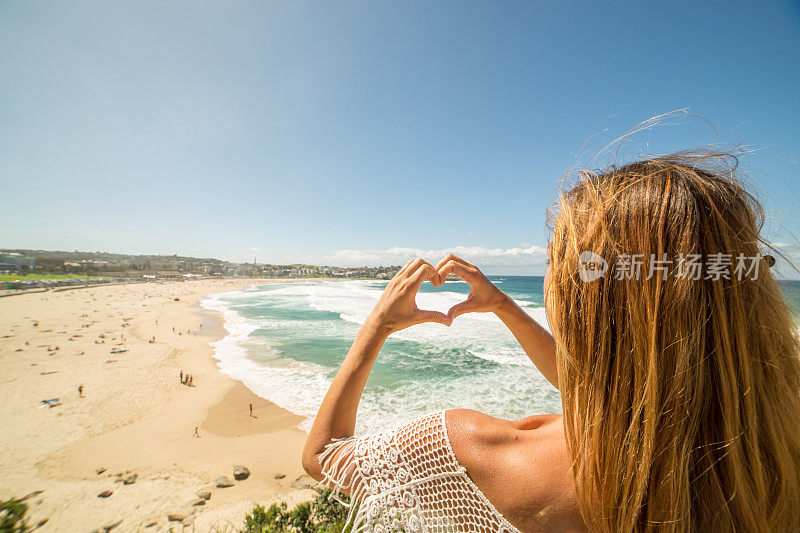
[493,295,558,389]
[302,258,450,480]
[435,254,559,389]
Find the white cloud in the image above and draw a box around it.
[323,244,547,268]
[250,247,262,252]
[768,242,800,278]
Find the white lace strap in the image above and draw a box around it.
[315,410,523,533]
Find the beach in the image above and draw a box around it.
[202,278,560,436]
[0,279,316,532]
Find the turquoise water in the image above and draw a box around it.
[201,277,560,434]
[201,278,800,435]
[781,280,800,319]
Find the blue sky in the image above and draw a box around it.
[1,0,799,275]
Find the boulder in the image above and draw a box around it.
[190,499,206,507]
[96,467,107,475]
[167,508,194,522]
[291,475,315,490]
[197,491,211,500]
[233,465,250,480]
[103,519,122,531]
[123,474,137,485]
[97,490,113,498]
[215,476,234,488]
[273,472,286,479]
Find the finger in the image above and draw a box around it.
[434,254,472,284]
[401,258,427,279]
[394,259,416,279]
[437,259,477,283]
[408,263,438,289]
[434,253,472,270]
[447,299,478,320]
[415,309,452,326]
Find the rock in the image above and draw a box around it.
[19,490,44,501]
[96,467,107,475]
[36,518,48,528]
[273,472,286,479]
[183,515,195,527]
[197,491,211,500]
[98,490,113,498]
[233,465,250,480]
[123,474,137,485]
[291,474,319,491]
[215,476,234,488]
[167,508,194,522]
[190,499,206,506]
[103,519,122,531]
[144,520,157,528]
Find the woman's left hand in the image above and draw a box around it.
[365,258,452,335]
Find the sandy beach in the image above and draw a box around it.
[0,279,317,532]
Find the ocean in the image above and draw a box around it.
[200,276,560,434]
[201,277,800,435]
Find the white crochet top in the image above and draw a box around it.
[315,410,523,533]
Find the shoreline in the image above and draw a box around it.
[0,279,318,531]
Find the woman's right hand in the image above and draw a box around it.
[364,258,451,335]
[435,254,510,321]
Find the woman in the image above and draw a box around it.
[302,152,800,532]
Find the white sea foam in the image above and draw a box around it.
[201,280,558,434]
[201,292,336,428]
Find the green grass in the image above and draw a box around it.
[1,498,30,532]
[3,489,355,532]
[242,489,354,533]
[0,273,110,282]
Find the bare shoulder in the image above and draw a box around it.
[444,409,585,533]
[444,408,513,446]
[443,408,564,454]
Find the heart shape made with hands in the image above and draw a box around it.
[384,255,501,332]
[427,254,501,323]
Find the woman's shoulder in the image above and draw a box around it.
[443,409,583,532]
[443,408,563,448]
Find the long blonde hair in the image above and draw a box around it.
[547,150,800,531]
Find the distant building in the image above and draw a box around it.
[0,253,34,271]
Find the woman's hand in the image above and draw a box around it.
[365,258,452,335]
[435,254,509,321]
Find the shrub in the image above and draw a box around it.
[0,499,30,533]
[242,489,354,533]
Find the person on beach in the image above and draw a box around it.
[193,426,199,438]
[303,151,800,532]
[180,370,183,383]
[78,385,83,398]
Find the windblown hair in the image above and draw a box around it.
[546,150,800,531]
